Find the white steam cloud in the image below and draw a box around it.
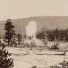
[25,21,37,37]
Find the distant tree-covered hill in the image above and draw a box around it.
[0,16,68,36]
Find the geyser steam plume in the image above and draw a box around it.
[25,21,37,37]
[25,21,45,47]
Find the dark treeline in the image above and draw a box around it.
[36,28,68,42]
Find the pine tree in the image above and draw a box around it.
[17,34,22,45]
[0,44,14,68]
[4,19,15,46]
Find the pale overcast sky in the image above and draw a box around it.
[0,0,68,20]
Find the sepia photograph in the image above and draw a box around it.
[0,0,68,68]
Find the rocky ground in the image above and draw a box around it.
[5,46,68,68]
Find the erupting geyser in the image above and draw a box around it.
[25,21,37,37]
[25,20,45,48]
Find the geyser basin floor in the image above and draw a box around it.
[6,47,68,68]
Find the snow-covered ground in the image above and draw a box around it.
[5,46,68,68]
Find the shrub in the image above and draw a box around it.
[31,65,37,68]
[59,60,68,68]
[50,65,61,68]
